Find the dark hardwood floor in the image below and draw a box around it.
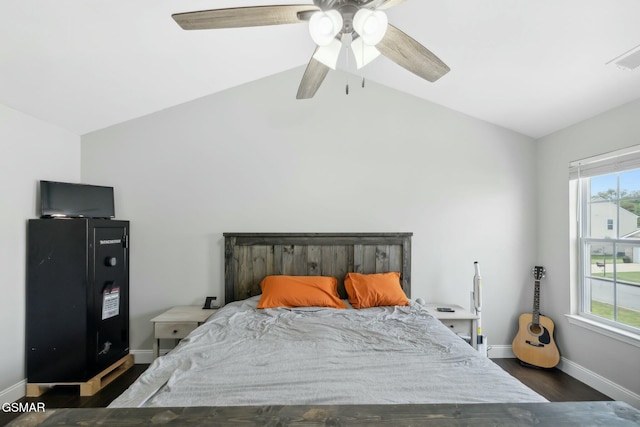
[1,359,612,425]
[493,358,612,402]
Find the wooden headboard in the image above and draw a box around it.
[223,232,412,304]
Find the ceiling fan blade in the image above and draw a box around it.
[376,24,450,82]
[368,0,406,10]
[296,54,330,99]
[173,5,320,30]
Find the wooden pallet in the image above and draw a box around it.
[26,354,134,397]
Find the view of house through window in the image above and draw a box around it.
[581,169,640,332]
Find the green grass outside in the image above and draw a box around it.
[591,300,640,328]
[591,271,640,284]
[590,255,624,264]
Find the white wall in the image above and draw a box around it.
[82,67,537,356]
[0,104,80,400]
[6,66,636,406]
[536,99,640,401]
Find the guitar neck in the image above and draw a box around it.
[532,279,541,325]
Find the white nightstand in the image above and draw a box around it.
[151,306,217,359]
[424,303,479,349]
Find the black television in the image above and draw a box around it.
[39,180,115,219]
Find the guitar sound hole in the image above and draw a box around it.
[528,323,543,336]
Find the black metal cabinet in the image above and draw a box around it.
[26,218,130,383]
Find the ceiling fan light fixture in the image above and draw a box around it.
[351,37,381,69]
[312,38,343,70]
[309,10,343,46]
[353,9,388,46]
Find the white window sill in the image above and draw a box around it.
[565,314,640,348]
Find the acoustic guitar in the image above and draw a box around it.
[512,266,560,368]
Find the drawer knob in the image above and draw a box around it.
[173,330,178,334]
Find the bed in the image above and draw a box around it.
[13,232,639,426]
[109,232,548,408]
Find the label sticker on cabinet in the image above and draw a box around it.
[102,287,120,320]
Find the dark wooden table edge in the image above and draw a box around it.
[7,401,640,426]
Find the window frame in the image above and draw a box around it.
[567,145,640,347]
[576,163,640,337]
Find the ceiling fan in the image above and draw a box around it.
[172,0,450,99]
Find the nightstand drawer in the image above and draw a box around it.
[440,319,472,335]
[151,306,218,359]
[154,321,198,339]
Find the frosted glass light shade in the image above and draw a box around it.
[309,10,343,46]
[312,38,342,69]
[351,37,381,69]
[353,9,388,46]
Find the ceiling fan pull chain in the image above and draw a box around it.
[344,40,351,95]
[360,42,365,89]
[345,40,350,95]
[346,73,350,94]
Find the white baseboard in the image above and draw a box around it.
[487,344,515,359]
[557,357,640,409]
[129,349,153,364]
[130,349,170,364]
[489,346,639,408]
[0,380,25,404]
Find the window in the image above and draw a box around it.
[573,148,640,335]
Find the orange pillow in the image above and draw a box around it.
[344,272,409,308]
[257,275,346,309]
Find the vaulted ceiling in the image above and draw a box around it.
[1,0,639,138]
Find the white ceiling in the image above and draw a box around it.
[1,0,639,138]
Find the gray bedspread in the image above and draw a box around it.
[110,297,546,407]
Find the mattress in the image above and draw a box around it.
[110,297,547,407]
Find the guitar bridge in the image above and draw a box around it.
[526,340,544,348]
